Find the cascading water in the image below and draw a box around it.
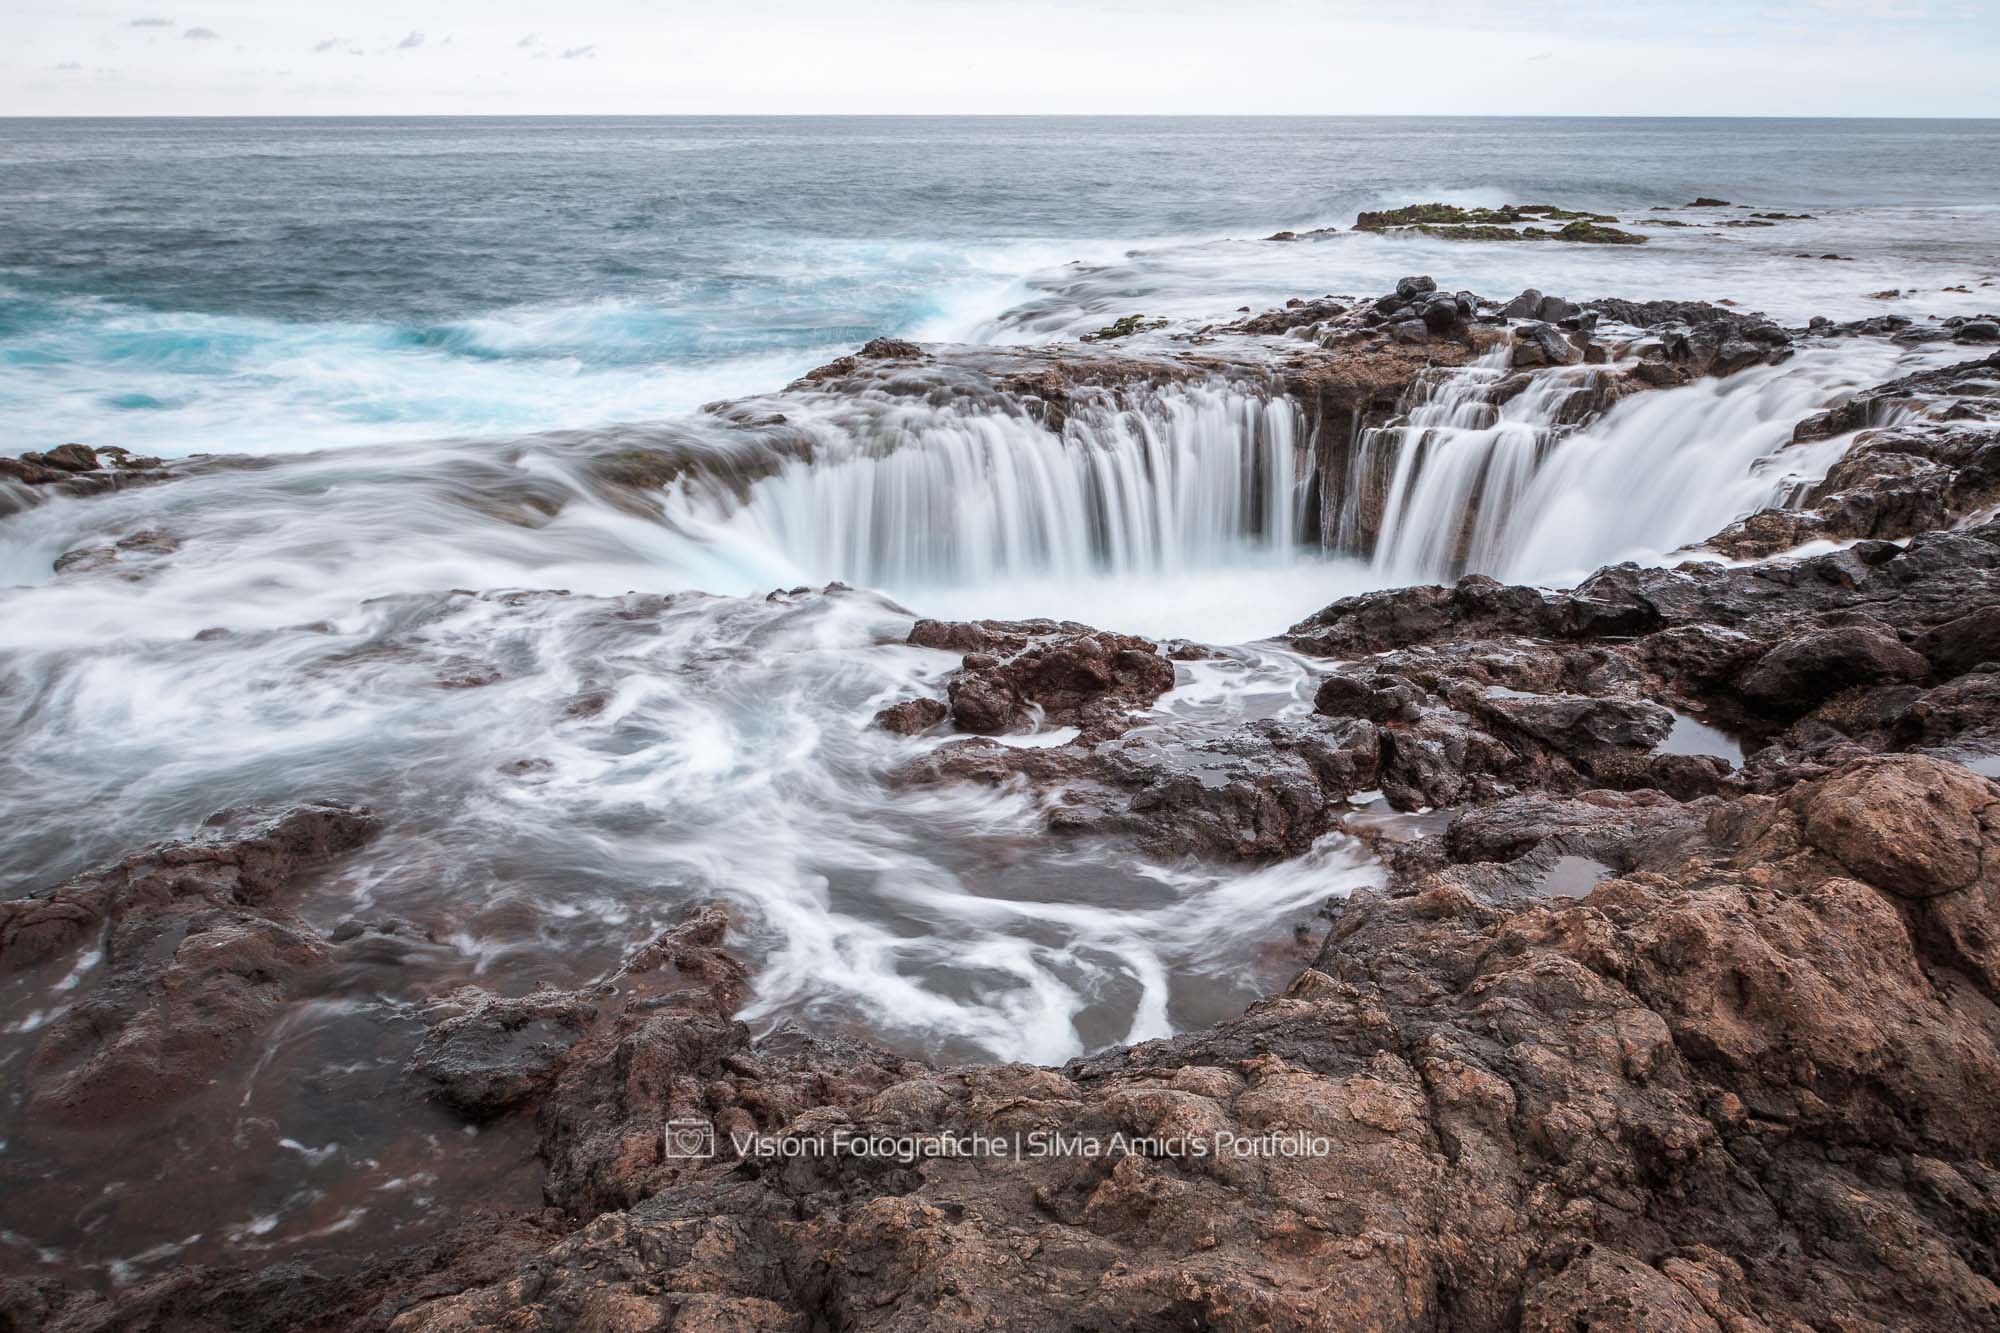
[671,381,1313,587]
[1342,349,1598,582]
[1320,342,1904,586]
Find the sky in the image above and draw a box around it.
[2,1,1997,117]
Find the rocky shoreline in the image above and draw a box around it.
[4,272,2000,1330]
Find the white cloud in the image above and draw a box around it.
[561,44,596,60]
[396,31,424,50]
[181,26,218,40]
[127,16,174,26]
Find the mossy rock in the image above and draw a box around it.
[1511,204,1618,222]
[1541,221,1647,245]
[1407,224,1534,242]
[1354,202,1525,231]
[1354,201,1638,244]
[1081,314,1169,343]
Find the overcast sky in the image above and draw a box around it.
[4,1,1996,117]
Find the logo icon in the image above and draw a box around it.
[662,1118,715,1159]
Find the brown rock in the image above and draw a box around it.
[1801,755,1995,897]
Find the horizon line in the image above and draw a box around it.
[3,112,1999,122]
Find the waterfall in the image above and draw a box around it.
[641,346,1883,606]
[1350,350,1605,582]
[668,381,1315,587]
[1319,346,1877,587]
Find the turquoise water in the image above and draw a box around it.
[2,115,1997,454]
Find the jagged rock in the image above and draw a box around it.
[1737,625,1931,717]
[1468,688,1673,750]
[409,989,596,1119]
[0,803,379,1123]
[1511,322,1575,367]
[1918,606,2000,676]
[871,696,949,734]
[911,618,1177,739]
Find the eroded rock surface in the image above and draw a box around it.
[0,802,379,1124]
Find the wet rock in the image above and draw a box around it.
[912,618,1177,739]
[1469,688,1673,751]
[871,696,949,734]
[1737,625,1930,718]
[1314,669,1425,722]
[1079,313,1168,342]
[857,336,923,359]
[0,801,379,971]
[0,443,166,494]
[0,803,379,1124]
[25,443,101,473]
[1916,606,2000,677]
[409,990,596,1119]
[535,904,916,1215]
[1511,322,1576,368]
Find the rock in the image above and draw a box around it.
[1470,688,1674,750]
[1512,322,1575,368]
[857,336,924,359]
[23,443,101,473]
[1737,626,1930,717]
[408,990,595,1119]
[1688,197,1731,206]
[1535,294,1577,323]
[1800,755,1995,898]
[1418,293,1468,338]
[1079,313,1168,343]
[1315,670,1425,722]
[1,801,379,971]
[311,754,2000,1331]
[1957,320,2000,343]
[1523,1249,1728,1333]
[871,697,948,734]
[1916,606,2000,677]
[0,803,379,1124]
[913,618,1178,739]
[1499,288,1544,319]
[1,443,165,494]
[1395,275,1438,301]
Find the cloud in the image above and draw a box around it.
[182,26,218,40]
[127,16,174,26]
[313,38,340,53]
[517,33,538,48]
[561,44,597,59]
[396,31,425,50]
[53,61,83,70]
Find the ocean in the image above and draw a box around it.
[3,116,1996,456]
